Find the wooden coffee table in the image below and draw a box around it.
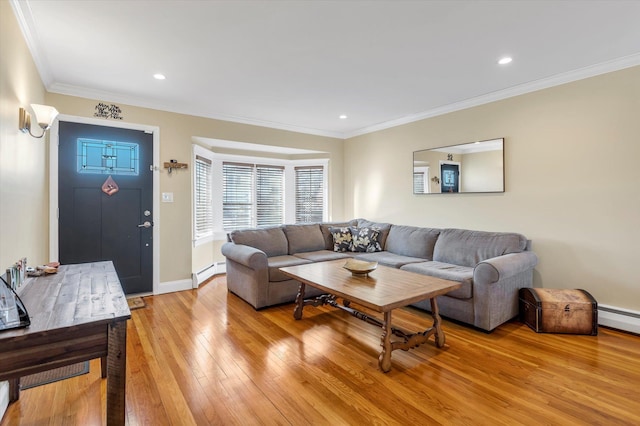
[279,259,461,372]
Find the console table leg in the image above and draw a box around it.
[101,356,107,378]
[293,283,306,320]
[8,378,19,402]
[107,321,127,426]
[378,311,393,373]
[430,297,446,348]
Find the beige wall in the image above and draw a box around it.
[0,1,48,272]
[45,93,345,283]
[0,0,49,417]
[345,66,640,311]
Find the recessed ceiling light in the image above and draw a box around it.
[153,73,166,80]
[498,57,513,65]
[339,115,347,119]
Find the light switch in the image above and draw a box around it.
[162,192,174,203]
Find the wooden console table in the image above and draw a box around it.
[0,261,131,425]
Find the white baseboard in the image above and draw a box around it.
[599,304,640,334]
[158,263,227,294]
[157,279,192,295]
[191,262,226,289]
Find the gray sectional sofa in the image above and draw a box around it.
[221,219,538,331]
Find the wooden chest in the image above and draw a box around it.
[519,288,598,335]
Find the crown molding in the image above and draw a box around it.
[47,82,345,140]
[10,0,54,87]
[344,53,640,139]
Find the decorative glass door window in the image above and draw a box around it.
[77,138,139,175]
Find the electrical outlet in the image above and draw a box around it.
[162,192,174,203]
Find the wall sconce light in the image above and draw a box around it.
[19,104,59,138]
[431,176,440,184]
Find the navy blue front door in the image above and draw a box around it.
[58,121,153,294]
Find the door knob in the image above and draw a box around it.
[138,221,153,228]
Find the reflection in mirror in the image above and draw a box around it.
[413,138,504,194]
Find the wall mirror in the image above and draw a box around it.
[413,138,504,194]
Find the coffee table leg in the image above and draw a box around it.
[430,297,446,348]
[378,311,393,373]
[293,282,306,320]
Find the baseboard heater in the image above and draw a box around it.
[192,261,226,288]
[598,304,640,335]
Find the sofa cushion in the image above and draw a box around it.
[283,224,326,255]
[401,261,473,299]
[433,228,528,267]
[354,251,425,268]
[329,226,353,252]
[293,250,353,262]
[267,255,312,282]
[229,227,288,257]
[320,220,358,250]
[350,226,382,252]
[357,219,392,248]
[385,225,440,260]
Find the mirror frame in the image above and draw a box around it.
[413,138,504,194]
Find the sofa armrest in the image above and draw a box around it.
[472,251,538,331]
[221,242,268,270]
[474,251,538,285]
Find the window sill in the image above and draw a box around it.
[193,234,214,247]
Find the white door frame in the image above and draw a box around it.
[49,115,161,295]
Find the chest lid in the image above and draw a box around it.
[522,288,597,311]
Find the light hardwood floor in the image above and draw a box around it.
[3,275,640,425]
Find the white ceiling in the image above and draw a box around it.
[12,0,640,139]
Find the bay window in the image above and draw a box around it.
[193,145,328,242]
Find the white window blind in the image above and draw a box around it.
[295,166,324,223]
[194,155,213,238]
[223,162,254,231]
[223,162,285,231]
[256,165,284,227]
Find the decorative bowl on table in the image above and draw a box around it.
[343,259,378,277]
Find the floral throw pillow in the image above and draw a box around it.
[329,227,353,252]
[350,226,382,253]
